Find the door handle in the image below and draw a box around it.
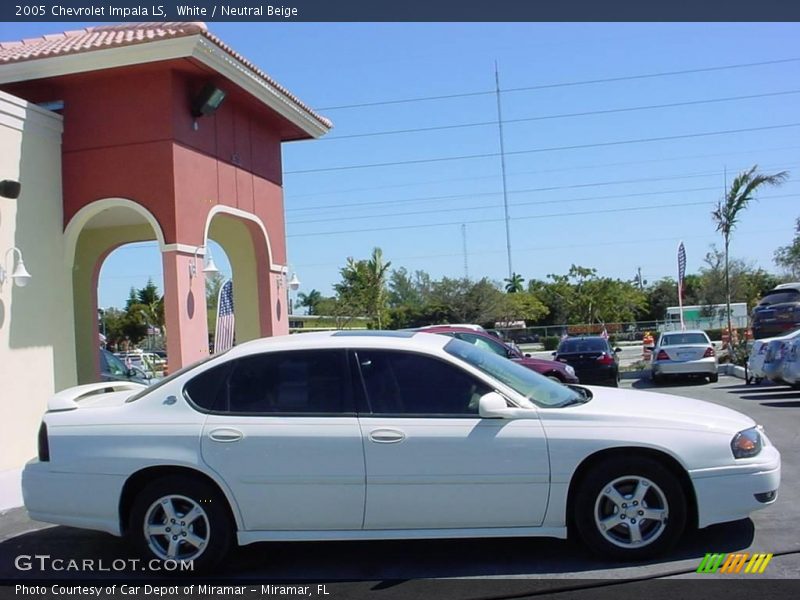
[369,428,406,443]
[208,428,244,443]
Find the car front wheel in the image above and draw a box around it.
[129,475,233,571]
[574,457,687,560]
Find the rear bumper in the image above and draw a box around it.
[653,357,717,376]
[572,365,618,384]
[691,446,781,528]
[22,459,124,536]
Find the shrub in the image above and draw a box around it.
[543,336,561,351]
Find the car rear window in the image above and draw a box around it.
[557,338,608,353]
[759,289,800,305]
[661,333,709,346]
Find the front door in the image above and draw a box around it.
[353,349,550,530]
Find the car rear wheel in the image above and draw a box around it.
[651,372,662,385]
[129,475,232,571]
[708,373,719,383]
[574,457,686,560]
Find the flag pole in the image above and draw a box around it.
[678,241,686,331]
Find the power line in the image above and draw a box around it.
[284,123,800,175]
[287,193,798,239]
[315,56,800,111]
[284,145,800,201]
[286,164,796,215]
[321,89,800,141]
[293,227,790,270]
[287,182,798,227]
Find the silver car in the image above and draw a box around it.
[650,330,718,384]
[747,327,800,384]
[762,339,792,385]
[781,338,800,387]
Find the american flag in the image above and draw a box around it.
[214,280,235,353]
[600,327,609,340]
[677,241,687,290]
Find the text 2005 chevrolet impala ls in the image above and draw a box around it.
[23,331,780,570]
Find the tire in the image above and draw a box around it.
[574,456,687,560]
[651,372,662,385]
[708,373,719,383]
[129,475,233,572]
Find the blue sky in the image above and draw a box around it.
[2,22,799,309]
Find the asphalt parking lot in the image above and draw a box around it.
[1,375,798,589]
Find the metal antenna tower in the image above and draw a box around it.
[494,61,513,279]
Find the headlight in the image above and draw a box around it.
[731,426,763,459]
[565,365,576,376]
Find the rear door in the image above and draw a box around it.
[196,349,366,532]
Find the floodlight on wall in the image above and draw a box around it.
[288,272,301,291]
[190,84,226,130]
[0,179,21,199]
[189,246,219,280]
[0,247,32,290]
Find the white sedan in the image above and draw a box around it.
[23,332,779,570]
[649,330,718,384]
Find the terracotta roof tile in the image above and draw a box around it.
[0,22,330,130]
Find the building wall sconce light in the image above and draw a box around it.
[0,179,21,199]
[189,246,219,280]
[276,270,300,291]
[0,247,32,289]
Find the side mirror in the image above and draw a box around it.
[479,392,511,418]
[614,347,622,353]
[524,353,532,358]
[551,351,557,357]
[645,346,655,351]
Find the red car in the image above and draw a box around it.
[421,326,579,384]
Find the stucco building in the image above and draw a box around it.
[0,22,330,508]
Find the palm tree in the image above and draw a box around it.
[296,289,323,315]
[366,247,392,328]
[504,272,525,294]
[712,165,788,339]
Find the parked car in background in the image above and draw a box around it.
[747,326,800,384]
[752,282,800,339]
[24,331,780,569]
[649,330,718,384]
[780,338,800,388]
[553,336,620,386]
[762,339,792,385]
[422,325,579,384]
[99,349,153,385]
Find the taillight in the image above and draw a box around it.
[656,350,670,361]
[596,353,615,365]
[703,347,716,358]
[37,422,49,462]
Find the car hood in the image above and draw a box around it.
[540,385,755,434]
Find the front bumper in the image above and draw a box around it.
[691,445,781,528]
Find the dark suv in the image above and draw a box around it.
[752,283,800,339]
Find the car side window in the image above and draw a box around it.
[456,332,509,357]
[221,350,352,415]
[355,350,490,416]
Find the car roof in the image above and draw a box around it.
[771,282,800,291]
[661,329,708,336]
[225,330,450,358]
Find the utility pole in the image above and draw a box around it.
[494,61,513,279]
[461,224,469,280]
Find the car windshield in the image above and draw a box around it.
[558,338,608,353]
[125,351,227,402]
[444,339,585,408]
[661,333,708,346]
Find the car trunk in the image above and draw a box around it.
[658,344,709,361]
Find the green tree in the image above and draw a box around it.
[504,272,525,293]
[296,289,323,315]
[774,217,800,279]
[334,248,392,328]
[712,165,788,336]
